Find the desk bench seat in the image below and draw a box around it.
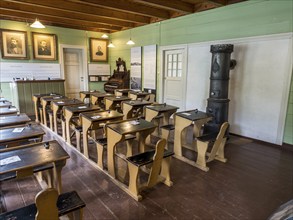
[127,149,174,167]
[193,122,229,172]
[0,190,86,220]
[0,163,54,182]
[126,139,174,201]
[197,132,218,142]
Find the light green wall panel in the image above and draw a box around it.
[0,20,103,64]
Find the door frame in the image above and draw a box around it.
[159,44,188,109]
[59,44,88,92]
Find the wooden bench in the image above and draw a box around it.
[0,164,54,186]
[126,139,174,201]
[160,124,175,150]
[0,188,86,220]
[194,122,229,171]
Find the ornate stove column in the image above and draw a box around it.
[206,44,236,133]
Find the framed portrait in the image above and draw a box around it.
[0,29,28,59]
[32,32,57,60]
[89,38,108,62]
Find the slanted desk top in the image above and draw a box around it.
[176,110,212,121]
[81,110,123,122]
[33,93,61,99]
[0,140,69,174]
[0,106,18,115]
[123,100,153,107]
[0,113,31,127]
[51,99,84,107]
[0,124,45,144]
[79,90,100,96]
[0,98,8,102]
[107,118,156,135]
[145,104,179,112]
[105,96,131,102]
[0,101,12,108]
[63,104,100,114]
[91,93,114,98]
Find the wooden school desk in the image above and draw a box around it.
[80,110,124,158]
[0,140,70,193]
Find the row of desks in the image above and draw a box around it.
[79,89,153,104]
[0,97,70,194]
[30,91,214,200]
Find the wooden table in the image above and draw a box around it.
[79,90,100,102]
[0,101,12,108]
[0,106,18,116]
[114,89,133,97]
[128,90,150,100]
[32,93,61,123]
[0,140,70,193]
[40,96,67,127]
[106,118,156,178]
[80,110,124,158]
[173,110,212,157]
[145,104,179,125]
[105,96,131,111]
[90,93,114,107]
[0,113,31,128]
[63,104,100,145]
[0,124,45,148]
[122,100,153,119]
[51,99,84,133]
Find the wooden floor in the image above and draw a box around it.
[1,125,292,219]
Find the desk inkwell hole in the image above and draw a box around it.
[44,142,50,149]
[26,123,32,128]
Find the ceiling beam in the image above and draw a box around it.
[4,0,150,24]
[206,0,226,6]
[0,9,122,32]
[0,16,110,32]
[70,0,170,19]
[1,1,134,28]
[132,0,194,13]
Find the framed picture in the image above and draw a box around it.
[32,32,57,60]
[89,38,108,62]
[0,29,28,59]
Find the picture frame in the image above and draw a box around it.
[89,38,108,62]
[0,29,28,59]
[32,32,57,60]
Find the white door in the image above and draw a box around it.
[63,48,84,99]
[163,49,186,111]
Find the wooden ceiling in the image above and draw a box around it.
[0,0,247,33]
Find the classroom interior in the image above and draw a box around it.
[0,0,292,219]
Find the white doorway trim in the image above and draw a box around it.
[59,44,88,91]
[159,44,188,107]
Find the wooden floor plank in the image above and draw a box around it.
[1,124,292,220]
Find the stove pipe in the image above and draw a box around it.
[206,44,236,133]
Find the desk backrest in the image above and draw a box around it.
[35,188,59,220]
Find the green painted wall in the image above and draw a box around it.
[0,20,105,91]
[108,0,293,145]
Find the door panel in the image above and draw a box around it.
[163,49,186,111]
[64,48,84,99]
